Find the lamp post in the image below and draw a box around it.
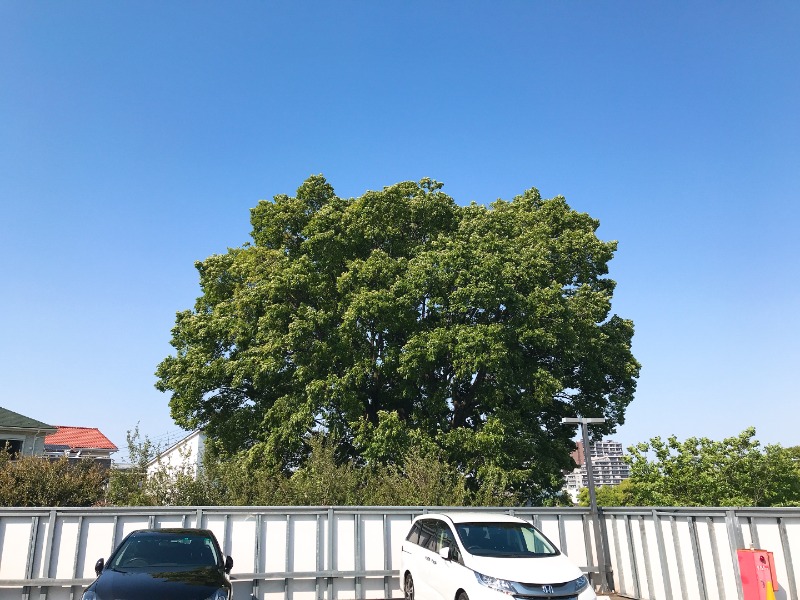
[562,416,609,592]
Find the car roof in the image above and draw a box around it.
[413,512,530,525]
[128,528,217,537]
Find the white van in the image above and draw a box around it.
[399,513,596,600]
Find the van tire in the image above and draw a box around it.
[404,573,414,600]
[457,592,469,600]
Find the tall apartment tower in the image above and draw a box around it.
[565,439,630,503]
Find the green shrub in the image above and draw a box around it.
[0,451,107,507]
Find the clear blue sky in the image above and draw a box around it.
[2,2,798,456]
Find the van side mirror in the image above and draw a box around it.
[94,558,104,576]
[438,546,453,560]
[224,556,233,574]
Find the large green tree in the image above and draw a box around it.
[156,176,639,500]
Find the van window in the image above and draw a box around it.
[455,522,559,557]
[424,521,455,553]
[521,526,553,554]
[433,522,462,563]
[410,519,437,550]
[405,522,421,545]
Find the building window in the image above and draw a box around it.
[0,439,23,457]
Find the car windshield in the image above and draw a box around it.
[110,532,221,570]
[455,522,559,557]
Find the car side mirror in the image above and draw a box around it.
[438,546,453,561]
[224,555,233,574]
[94,558,104,576]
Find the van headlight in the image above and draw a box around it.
[474,571,516,595]
[205,590,228,600]
[572,574,589,591]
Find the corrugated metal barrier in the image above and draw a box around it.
[0,506,797,600]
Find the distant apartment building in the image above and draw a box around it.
[565,439,630,503]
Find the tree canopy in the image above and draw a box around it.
[624,428,800,507]
[577,479,635,507]
[155,176,639,500]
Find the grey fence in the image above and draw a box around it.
[0,506,797,600]
[602,507,798,600]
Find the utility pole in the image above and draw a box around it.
[562,416,609,593]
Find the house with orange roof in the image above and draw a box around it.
[44,426,118,468]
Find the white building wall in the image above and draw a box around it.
[146,430,206,477]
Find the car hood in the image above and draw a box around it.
[90,566,228,599]
[463,554,583,584]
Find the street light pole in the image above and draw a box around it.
[562,416,609,593]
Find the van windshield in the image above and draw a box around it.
[455,522,559,557]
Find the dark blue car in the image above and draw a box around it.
[82,528,233,600]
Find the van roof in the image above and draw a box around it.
[415,512,529,525]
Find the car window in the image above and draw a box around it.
[112,532,221,569]
[415,519,437,551]
[521,525,555,554]
[425,522,440,552]
[434,522,462,563]
[455,522,558,557]
[405,522,421,545]
[427,522,452,553]
[408,519,461,562]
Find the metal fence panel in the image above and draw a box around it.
[1,506,799,600]
[602,508,800,600]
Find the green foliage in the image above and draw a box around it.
[625,428,800,507]
[365,445,471,507]
[107,429,532,507]
[0,451,107,507]
[155,176,639,499]
[281,436,364,505]
[787,446,800,476]
[107,426,219,507]
[577,479,635,507]
[106,426,800,509]
[106,425,160,505]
